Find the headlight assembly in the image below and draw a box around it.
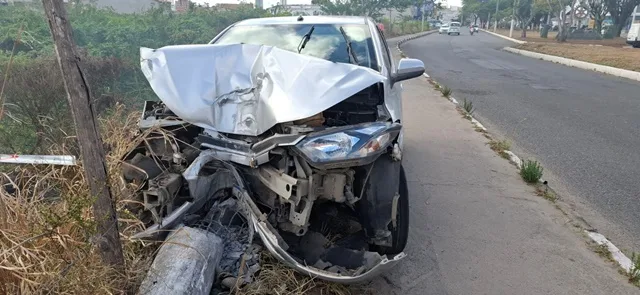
[294,122,401,168]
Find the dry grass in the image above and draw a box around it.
[515,43,640,72]
[0,104,159,295]
[492,29,628,47]
[0,103,369,294]
[237,254,367,295]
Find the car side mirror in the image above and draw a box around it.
[391,58,425,86]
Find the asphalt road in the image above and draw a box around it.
[366,57,637,294]
[400,32,640,252]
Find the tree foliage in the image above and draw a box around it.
[311,0,413,19]
[587,0,608,33]
[604,0,640,36]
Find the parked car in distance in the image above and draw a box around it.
[627,22,640,48]
[438,23,449,34]
[472,24,479,32]
[448,22,461,35]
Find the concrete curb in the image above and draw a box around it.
[397,35,638,280]
[480,29,527,44]
[395,30,438,55]
[587,231,635,273]
[503,47,640,82]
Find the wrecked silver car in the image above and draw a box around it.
[126,15,425,284]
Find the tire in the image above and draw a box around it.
[447,32,450,35]
[370,164,410,255]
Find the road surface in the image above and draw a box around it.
[361,40,638,293]
[399,31,640,254]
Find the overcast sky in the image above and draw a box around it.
[192,0,462,10]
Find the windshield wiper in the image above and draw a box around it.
[339,26,359,65]
[297,25,315,53]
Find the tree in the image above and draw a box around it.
[587,0,608,34]
[604,0,640,36]
[41,0,125,268]
[545,0,573,41]
[312,0,412,19]
[514,0,536,37]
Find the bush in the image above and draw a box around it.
[520,160,543,183]
[0,55,144,154]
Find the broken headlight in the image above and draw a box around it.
[294,122,401,166]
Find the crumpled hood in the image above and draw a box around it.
[140,44,387,136]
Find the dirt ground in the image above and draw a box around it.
[515,42,640,72]
[493,29,628,47]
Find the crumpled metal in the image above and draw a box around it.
[140,44,386,136]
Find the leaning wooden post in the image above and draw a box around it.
[41,0,125,268]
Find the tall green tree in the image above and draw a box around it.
[311,0,413,19]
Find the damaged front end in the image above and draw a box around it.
[125,43,409,284]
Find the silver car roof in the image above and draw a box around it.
[232,15,370,26]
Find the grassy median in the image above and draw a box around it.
[488,29,640,72]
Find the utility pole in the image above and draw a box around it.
[421,1,425,31]
[494,0,499,31]
[488,12,491,29]
[41,0,125,268]
[509,0,515,37]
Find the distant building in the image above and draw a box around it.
[169,0,189,12]
[255,0,263,9]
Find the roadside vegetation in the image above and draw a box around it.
[439,85,452,97]
[515,43,640,72]
[463,0,640,72]
[520,159,544,183]
[488,139,511,159]
[461,98,475,115]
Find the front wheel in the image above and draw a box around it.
[372,165,410,255]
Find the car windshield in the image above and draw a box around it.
[212,23,379,71]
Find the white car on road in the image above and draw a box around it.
[448,22,461,35]
[438,23,449,34]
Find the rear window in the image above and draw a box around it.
[212,23,379,71]
[451,23,461,27]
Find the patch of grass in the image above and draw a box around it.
[629,252,640,284]
[488,139,511,159]
[440,85,452,97]
[462,98,474,115]
[488,139,511,152]
[536,187,557,202]
[593,243,614,261]
[474,127,486,133]
[516,42,640,72]
[520,159,543,183]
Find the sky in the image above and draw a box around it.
[193,0,462,10]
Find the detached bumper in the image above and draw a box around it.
[250,215,406,283]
